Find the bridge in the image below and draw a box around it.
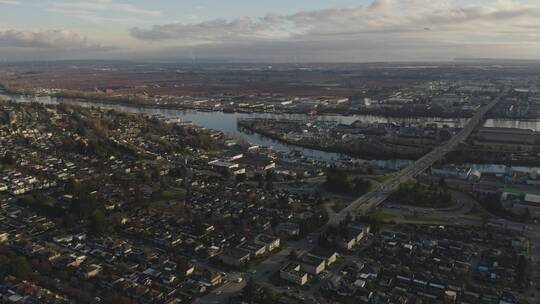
[328,87,510,225]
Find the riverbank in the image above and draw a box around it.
[3,83,540,122]
[3,87,540,164]
[237,119,429,160]
[0,84,477,119]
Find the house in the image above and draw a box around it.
[179,264,195,278]
[348,224,371,243]
[0,232,9,243]
[254,234,281,252]
[308,247,338,266]
[40,249,61,261]
[208,160,244,176]
[280,263,309,286]
[237,241,266,257]
[336,224,371,250]
[432,165,475,180]
[203,271,223,287]
[338,236,357,251]
[299,255,326,275]
[276,222,300,237]
[220,248,251,267]
[79,264,102,279]
[67,255,87,267]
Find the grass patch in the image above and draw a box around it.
[462,206,491,221]
[503,187,540,196]
[330,201,347,213]
[367,209,395,221]
[390,181,454,208]
[403,215,443,222]
[371,174,393,183]
[152,187,186,201]
[246,255,271,269]
[20,194,55,208]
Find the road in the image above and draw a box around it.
[328,87,509,225]
[526,224,540,300]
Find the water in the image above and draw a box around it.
[2,89,539,161]
[471,164,540,175]
[484,118,540,131]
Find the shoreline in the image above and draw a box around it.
[2,85,539,120]
[1,82,539,120]
[0,85,478,119]
[237,120,540,166]
[237,120,427,160]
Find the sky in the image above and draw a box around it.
[0,0,540,62]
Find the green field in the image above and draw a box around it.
[367,209,395,221]
[152,188,186,201]
[503,187,540,196]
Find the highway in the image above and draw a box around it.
[328,87,510,225]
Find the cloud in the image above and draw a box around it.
[128,0,540,61]
[48,0,161,24]
[0,29,111,50]
[0,0,21,4]
[49,0,161,17]
[130,16,291,42]
[2,0,540,62]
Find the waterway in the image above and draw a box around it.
[1,90,539,161]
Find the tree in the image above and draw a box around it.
[1,151,16,166]
[438,177,447,188]
[288,250,298,261]
[515,255,528,287]
[354,178,371,195]
[89,210,107,236]
[256,173,264,188]
[176,257,191,278]
[265,179,274,191]
[344,212,353,225]
[243,278,257,303]
[326,167,354,194]
[265,170,274,182]
[236,173,246,183]
[72,193,98,220]
[11,256,31,279]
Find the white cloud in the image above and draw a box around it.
[0,29,111,50]
[128,0,540,61]
[50,0,161,17]
[2,0,540,61]
[0,0,21,4]
[48,0,161,24]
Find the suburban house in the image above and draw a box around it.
[254,234,281,252]
[220,248,251,267]
[299,254,326,275]
[280,263,309,286]
[308,247,339,266]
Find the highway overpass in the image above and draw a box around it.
[328,87,510,225]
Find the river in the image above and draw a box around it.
[1,90,539,161]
